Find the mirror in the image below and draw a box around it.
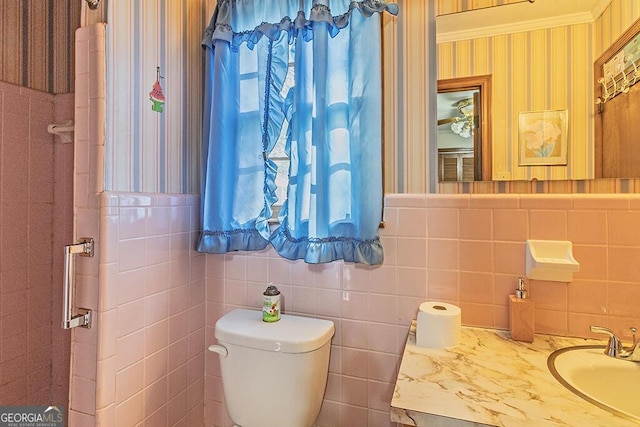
[435,0,640,184]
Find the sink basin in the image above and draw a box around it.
[548,345,640,422]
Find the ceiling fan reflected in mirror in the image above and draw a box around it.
[437,98,475,138]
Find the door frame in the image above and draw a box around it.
[437,75,492,181]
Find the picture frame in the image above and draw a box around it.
[518,109,568,166]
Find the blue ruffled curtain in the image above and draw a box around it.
[197,0,398,265]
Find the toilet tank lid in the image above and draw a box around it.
[214,309,335,353]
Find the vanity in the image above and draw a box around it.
[391,322,638,426]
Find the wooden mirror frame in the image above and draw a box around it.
[437,75,492,181]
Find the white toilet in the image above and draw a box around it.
[208,308,335,427]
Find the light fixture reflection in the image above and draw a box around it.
[450,98,474,138]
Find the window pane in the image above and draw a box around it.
[268,55,294,214]
[273,159,289,205]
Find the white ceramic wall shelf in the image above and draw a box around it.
[525,240,580,282]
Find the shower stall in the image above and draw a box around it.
[1,1,207,425]
[0,1,79,413]
[0,82,75,410]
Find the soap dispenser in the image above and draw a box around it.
[509,277,534,342]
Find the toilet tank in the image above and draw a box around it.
[214,309,335,427]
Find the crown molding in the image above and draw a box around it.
[436,0,612,44]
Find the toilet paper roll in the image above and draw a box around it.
[416,302,461,348]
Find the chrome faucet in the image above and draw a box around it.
[590,325,640,362]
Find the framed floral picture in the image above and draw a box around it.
[518,109,568,165]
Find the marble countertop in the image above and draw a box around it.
[390,322,638,426]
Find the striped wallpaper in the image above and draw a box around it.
[382,0,437,194]
[0,0,80,94]
[105,0,211,194]
[99,0,640,195]
[595,0,640,57]
[8,1,639,196]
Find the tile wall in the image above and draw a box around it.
[94,192,205,426]
[69,24,206,426]
[69,192,206,427]
[0,81,74,407]
[67,23,106,426]
[51,92,76,409]
[204,192,640,427]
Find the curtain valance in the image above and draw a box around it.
[202,0,399,51]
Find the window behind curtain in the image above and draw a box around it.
[198,0,399,265]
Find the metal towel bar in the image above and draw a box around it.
[62,238,94,329]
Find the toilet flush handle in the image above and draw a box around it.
[208,344,228,358]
